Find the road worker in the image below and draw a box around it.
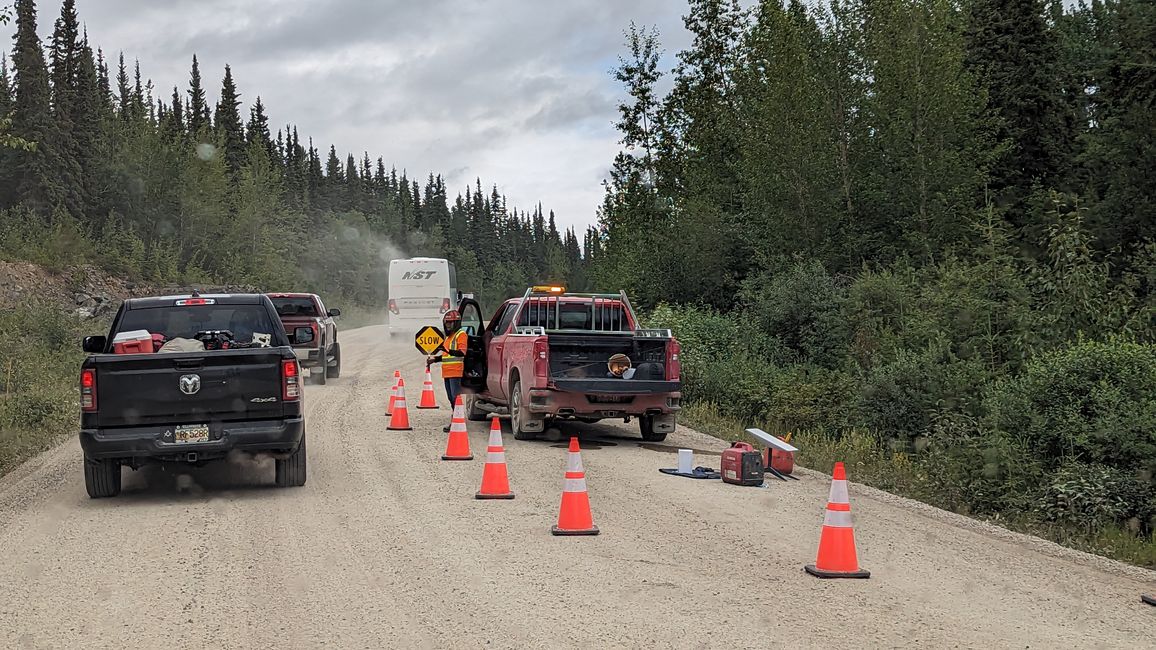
[427,309,467,432]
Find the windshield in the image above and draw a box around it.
[271,297,319,317]
[115,305,282,345]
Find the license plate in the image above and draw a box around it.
[174,424,210,443]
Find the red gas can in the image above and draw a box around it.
[721,441,764,486]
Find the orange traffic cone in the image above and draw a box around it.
[386,370,400,416]
[805,462,869,579]
[417,365,439,409]
[475,417,514,499]
[441,395,473,461]
[387,378,413,431]
[552,437,598,536]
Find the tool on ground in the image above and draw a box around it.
[417,365,439,409]
[552,437,599,535]
[1144,594,1155,606]
[746,428,801,481]
[659,466,721,479]
[805,461,870,579]
[387,370,400,416]
[387,378,413,431]
[475,417,514,499]
[721,441,764,486]
[442,395,473,461]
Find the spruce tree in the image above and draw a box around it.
[8,0,57,212]
[114,53,130,120]
[187,54,208,135]
[0,54,12,118]
[245,95,275,162]
[214,65,245,176]
[966,0,1074,202]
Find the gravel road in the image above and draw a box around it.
[1,325,1153,649]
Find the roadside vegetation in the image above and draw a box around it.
[595,0,1156,567]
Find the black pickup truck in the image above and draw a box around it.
[78,293,313,498]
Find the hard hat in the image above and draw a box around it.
[442,310,461,327]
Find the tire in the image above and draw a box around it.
[465,393,489,422]
[275,435,307,487]
[84,457,122,498]
[327,342,341,379]
[510,380,539,440]
[640,415,668,442]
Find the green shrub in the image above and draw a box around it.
[985,339,1156,476]
[857,342,989,442]
[741,260,847,368]
[1041,462,1155,531]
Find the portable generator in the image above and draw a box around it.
[721,441,764,486]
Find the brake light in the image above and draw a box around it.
[282,359,301,401]
[533,338,549,380]
[80,368,97,411]
[311,321,320,344]
[666,340,681,381]
[175,298,215,306]
[388,298,399,315]
[440,298,451,314]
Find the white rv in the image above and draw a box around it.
[387,257,459,337]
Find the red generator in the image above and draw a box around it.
[721,441,764,486]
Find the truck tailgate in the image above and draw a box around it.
[91,349,289,427]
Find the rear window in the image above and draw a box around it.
[116,305,280,344]
[517,301,630,331]
[271,297,319,317]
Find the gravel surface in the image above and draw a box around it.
[1,325,1154,649]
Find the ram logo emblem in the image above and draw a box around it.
[179,374,201,395]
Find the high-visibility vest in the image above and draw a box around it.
[442,329,467,378]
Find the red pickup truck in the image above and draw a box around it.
[267,293,341,385]
[457,286,682,441]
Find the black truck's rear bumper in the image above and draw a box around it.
[80,417,304,462]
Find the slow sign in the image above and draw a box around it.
[414,325,446,355]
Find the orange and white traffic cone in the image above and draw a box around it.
[386,370,400,416]
[417,365,439,409]
[387,378,413,431]
[441,395,473,461]
[552,437,598,536]
[475,417,514,499]
[805,462,869,579]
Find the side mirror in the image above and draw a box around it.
[82,336,106,353]
[328,308,341,317]
[293,327,315,344]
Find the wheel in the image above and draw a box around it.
[465,393,488,422]
[84,457,122,498]
[275,435,307,487]
[327,342,341,378]
[510,380,539,440]
[640,415,668,442]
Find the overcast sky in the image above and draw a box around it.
[3,0,709,234]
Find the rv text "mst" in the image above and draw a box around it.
[402,271,437,280]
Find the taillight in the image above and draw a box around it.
[440,298,451,314]
[533,338,549,380]
[388,298,399,315]
[311,321,320,344]
[282,359,301,401]
[666,340,681,381]
[80,368,97,411]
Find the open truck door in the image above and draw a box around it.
[458,297,487,392]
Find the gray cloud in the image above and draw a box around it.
[7,0,704,233]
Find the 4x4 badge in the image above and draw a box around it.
[179,374,201,395]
